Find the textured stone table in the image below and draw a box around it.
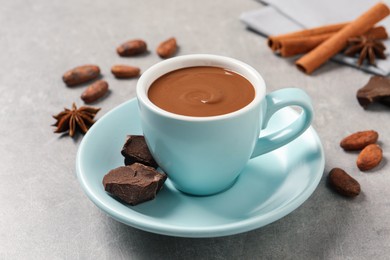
[1,0,389,259]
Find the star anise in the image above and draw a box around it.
[344,35,386,66]
[52,103,100,137]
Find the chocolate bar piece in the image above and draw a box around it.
[121,135,158,168]
[357,76,390,108]
[102,163,167,205]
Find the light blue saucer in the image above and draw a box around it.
[76,98,325,238]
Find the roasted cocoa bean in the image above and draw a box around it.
[340,130,379,151]
[81,80,109,103]
[156,37,177,58]
[328,168,360,197]
[111,65,140,79]
[117,39,147,57]
[62,65,100,86]
[357,144,383,171]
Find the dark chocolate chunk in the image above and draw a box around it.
[102,163,167,205]
[328,168,360,197]
[357,76,390,108]
[380,96,390,106]
[121,135,158,168]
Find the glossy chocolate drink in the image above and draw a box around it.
[148,66,255,117]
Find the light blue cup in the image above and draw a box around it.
[136,54,313,196]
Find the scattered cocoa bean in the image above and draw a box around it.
[62,65,100,86]
[340,130,379,151]
[328,168,360,197]
[117,39,147,57]
[81,80,109,103]
[156,37,177,58]
[357,144,383,171]
[111,65,140,79]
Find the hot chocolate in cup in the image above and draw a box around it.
[136,54,313,196]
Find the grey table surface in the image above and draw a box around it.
[1,0,389,259]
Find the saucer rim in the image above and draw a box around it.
[76,98,325,237]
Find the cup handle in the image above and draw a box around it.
[251,88,313,159]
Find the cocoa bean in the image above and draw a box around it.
[81,80,109,103]
[328,168,360,197]
[340,130,378,151]
[156,37,177,58]
[111,65,140,79]
[62,65,100,86]
[357,144,383,171]
[117,39,147,57]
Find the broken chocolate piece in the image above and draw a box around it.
[102,163,167,205]
[380,96,390,106]
[121,135,158,168]
[357,76,390,108]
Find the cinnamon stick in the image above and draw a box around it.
[268,22,348,51]
[279,26,388,57]
[279,33,333,57]
[296,3,390,74]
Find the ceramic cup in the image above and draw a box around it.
[136,54,313,196]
